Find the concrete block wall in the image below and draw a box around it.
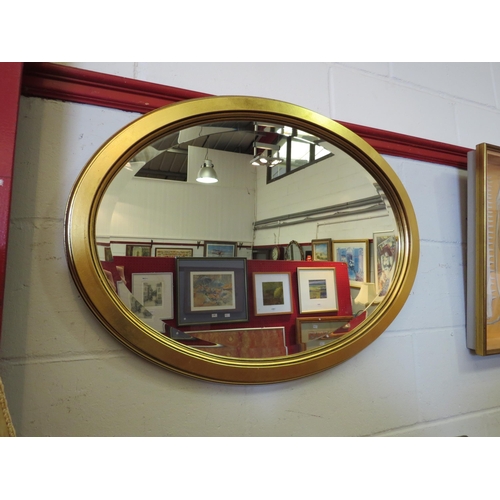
[1,62,500,436]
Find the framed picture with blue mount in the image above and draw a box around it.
[332,239,370,288]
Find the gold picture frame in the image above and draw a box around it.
[155,247,193,257]
[64,95,420,384]
[311,239,332,261]
[295,316,353,344]
[467,143,500,355]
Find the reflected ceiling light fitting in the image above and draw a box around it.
[250,142,283,167]
[196,159,218,183]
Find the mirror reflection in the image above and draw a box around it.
[95,120,398,358]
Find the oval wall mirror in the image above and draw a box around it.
[65,96,419,384]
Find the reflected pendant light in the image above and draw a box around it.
[196,159,218,183]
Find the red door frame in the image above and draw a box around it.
[0,63,23,342]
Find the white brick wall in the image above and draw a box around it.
[2,62,500,437]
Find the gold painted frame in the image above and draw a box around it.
[311,239,332,261]
[467,143,500,355]
[295,316,354,344]
[65,96,419,384]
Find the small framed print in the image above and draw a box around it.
[311,239,332,261]
[297,267,338,314]
[204,241,236,258]
[176,257,248,326]
[155,247,193,257]
[131,272,174,320]
[253,272,293,316]
[126,245,151,257]
[332,239,370,287]
[373,231,398,297]
[295,316,353,343]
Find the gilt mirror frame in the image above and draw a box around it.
[65,96,419,384]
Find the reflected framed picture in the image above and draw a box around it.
[297,267,338,314]
[253,272,293,316]
[295,315,353,343]
[176,257,248,326]
[131,272,174,320]
[373,231,398,298]
[104,247,113,262]
[126,245,151,257]
[311,239,332,261]
[117,280,166,333]
[204,241,236,258]
[332,239,370,287]
[155,247,193,257]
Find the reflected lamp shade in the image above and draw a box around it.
[196,159,218,183]
[353,282,377,316]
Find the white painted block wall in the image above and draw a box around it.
[2,62,500,437]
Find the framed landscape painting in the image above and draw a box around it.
[204,241,236,258]
[297,267,338,314]
[253,272,293,316]
[295,315,353,343]
[311,239,332,261]
[176,257,248,326]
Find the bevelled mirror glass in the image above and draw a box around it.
[65,96,419,384]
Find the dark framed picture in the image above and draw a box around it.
[176,257,248,326]
[126,245,151,257]
[297,267,338,314]
[204,241,237,258]
[253,272,293,316]
[155,247,193,257]
[311,239,332,261]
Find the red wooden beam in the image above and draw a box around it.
[22,62,211,113]
[339,121,470,169]
[0,63,23,340]
[21,62,471,170]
